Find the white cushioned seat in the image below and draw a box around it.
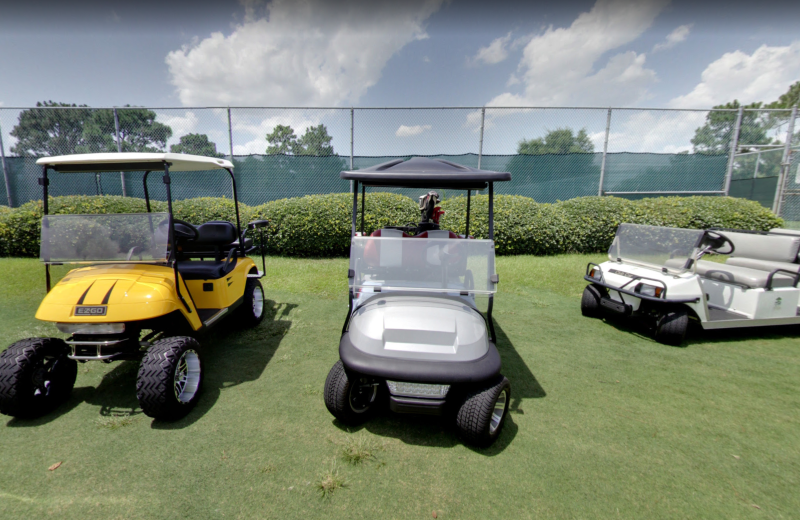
[726,257,800,274]
[696,260,797,289]
[724,231,800,263]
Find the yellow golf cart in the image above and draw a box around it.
[0,153,268,421]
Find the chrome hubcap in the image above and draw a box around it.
[174,350,201,404]
[252,286,264,318]
[489,388,508,434]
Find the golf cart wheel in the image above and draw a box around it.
[238,278,265,328]
[455,376,511,448]
[324,360,379,425]
[136,336,203,420]
[0,338,77,419]
[654,309,689,346]
[581,285,603,318]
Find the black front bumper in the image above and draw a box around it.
[339,332,501,385]
[389,396,446,415]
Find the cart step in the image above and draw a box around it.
[600,297,632,316]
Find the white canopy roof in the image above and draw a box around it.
[36,152,233,172]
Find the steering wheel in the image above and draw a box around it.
[704,230,735,255]
[158,218,199,241]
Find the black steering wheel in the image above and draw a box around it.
[704,230,735,255]
[158,218,199,241]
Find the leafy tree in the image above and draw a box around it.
[517,128,594,155]
[690,101,770,155]
[265,124,297,155]
[9,101,92,157]
[78,106,172,153]
[294,124,335,156]
[766,81,800,109]
[170,133,225,157]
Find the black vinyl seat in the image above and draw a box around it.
[178,260,237,280]
[177,221,255,260]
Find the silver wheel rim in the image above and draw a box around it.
[174,350,201,404]
[489,388,508,434]
[252,286,264,318]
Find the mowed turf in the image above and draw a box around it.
[0,255,798,519]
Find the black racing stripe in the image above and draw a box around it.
[101,281,117,305]
[76,282,95,305]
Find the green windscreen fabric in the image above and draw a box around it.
[0,152,764,208]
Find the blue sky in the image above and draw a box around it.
[1,0,799,155]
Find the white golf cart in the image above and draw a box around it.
[582,223,800,346]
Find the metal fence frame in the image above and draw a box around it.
[1,104,798,216]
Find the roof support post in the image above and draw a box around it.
[773,106,797,216]
[351,180,359,237]
[0,121,12,207]
[724,106,744,196]
[465,190,471,238]
[488,182,494,240]
[598,108,612,196]
[113,107,126,196]
[477,107,486,170]
[350,108,355,193]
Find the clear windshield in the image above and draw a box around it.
[609,223,705,273]
[349,237,497,295]
[40,213,170,263]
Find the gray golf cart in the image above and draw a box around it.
[323,157,512,447]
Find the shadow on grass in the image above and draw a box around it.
[6,299,294,428]
[151,299,295,429]
[595,312,800,348]
[331,319,543,455]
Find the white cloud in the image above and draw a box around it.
[652,24,691,52]
[485,0,668,108]
[396,124,432,137]
[670,42,800,108]
[471,32,512,66]
[598,110,706,153]
[423,56,431,63]
[166,0,444,107]
[232,113,321,155]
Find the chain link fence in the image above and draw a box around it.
[0,105,797,224]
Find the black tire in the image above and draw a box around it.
[654,309,689,346]
[455,376,511,448]
[237,278,265,328]
[324,360,379,425]
[0,338,77,419]
[136,336,203,420]
[581,285,603,318]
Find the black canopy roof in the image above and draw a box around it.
[340,157,511,189]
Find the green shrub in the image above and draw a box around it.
[440,195,576,255]
[249,192,419,256]
[173,197,251,228]
[556,197,640,253]
[0,206,10,214]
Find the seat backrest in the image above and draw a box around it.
[195,221,238,246]
[413,230,459,239]
[726,231,800,263]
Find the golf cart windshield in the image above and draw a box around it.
[609,223,705,273]
[40,213,170,264]
[349,237,497,295]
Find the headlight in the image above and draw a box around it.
[386,381,450,398]
[589,268,602,280]
[636,284,663,298]
[56,323,125,334]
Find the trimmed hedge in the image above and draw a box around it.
[0,206,10,214]
[249,192,419,256]
[0,193,784,258]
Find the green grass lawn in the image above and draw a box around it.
[1,255,799,519]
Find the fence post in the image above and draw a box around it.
[724,106,744,196]
[598,108,612,196]
[0,122,12,207]
[113,108,126,196]
[477,107,486,170]
[773,106,797,216]
[350,107,354,193]
[227,107,234,163]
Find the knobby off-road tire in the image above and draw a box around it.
[324,360,379,425]
[238,278,265,328]
[136,336,203,420]
[581,285,603,318]
[455,376,511,448]
[654,309,689,346]
[0,338,77,419]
